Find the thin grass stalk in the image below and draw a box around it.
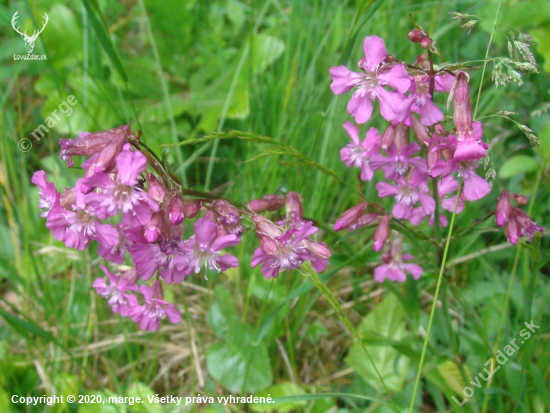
[408,181,462,412]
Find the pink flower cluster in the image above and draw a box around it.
[33,126,330,330]
[330,33,542,282]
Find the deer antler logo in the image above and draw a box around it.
[11,11,49,54]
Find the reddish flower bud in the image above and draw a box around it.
[286,192,303,223]
[152,279,164,299]
[381,122,396,150]
[183,201,201,218]
[248,195,285,212]
[252,215,283,239]
[408,29,423,43]
[427,141,441,172]
[394,123,409,151]
[147,174,166,204]
[420,37,433,49]
[411,116,429,146]
[504,216,519,245]
[60,188,76,209]
[120,267,139,284]
[513,193,528,206]
[257,233,279,255]
[303,240,331,259]
[453,73,473,136]
[334,202,369,231]
[144,213,162,243]
[350,213,381,230]
[415,54,430,70]
[167,193,185,225]
[93,135,126,173]
[495,190,511,227]
[373,215,391,252]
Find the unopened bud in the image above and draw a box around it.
[120,267,139,284]
[373,215,391,252]
[420,37,433,49]
[394,123,409,150]
[167,194,185,225]
[408,29,423,43]
[453,72,473,137]
[334,202,368,231]
[248,195,285,212]
[147,174,166,204]
[252,215,282,239]
[152,279,164,299]
[381,122,396,150]
[286,192,303,223]
[60,188,76,208]
[303,240,331,259]
[427,141,441,172]
[512,193,528,206]
[411,116,429,146]
[144,213,162,243]
[183,201,201,218]
[258,233,279,255]
[350,213,381,230]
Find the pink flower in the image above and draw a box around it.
[430,158,491,201]
[400,74,453,126]
[31,170,60,218]
[92,266,138,316]
[329,36,410,123]
[334,202,369,231]
[409,176,463,226]
[181,218,240,277]
[374,253,423,282]
[130,236,189,283]
[251,221,326,279]
[81,151,158,225]
[370,142,426,180]
[340,122,380,181]
[128,284,180,331]
[376,175,435,220]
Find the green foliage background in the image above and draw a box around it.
[0,0,549,412]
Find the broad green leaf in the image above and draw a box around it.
[249,382,305,412]
[499,155,539,178]
[206,320,272,393]
[208,285,239,338]
[344,294,409,393]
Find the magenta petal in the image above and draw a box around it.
[392,203,412,219]
[387,267,407,282]
[463,174,492,201]
[95,223,120,249]
[360,164,374,181]
[376,88,404,121]
[218,254,239,271]
[116,151,147,186]
[429,159,456,178]
[194,218,217,247]
[211,234,240,251]
[343,121,360,144]
[348,94,374,124]
[329,66,359,94]
[438,176,459,196]
[374,264,390,282]
[419,98,443,126]
[418,194,436,214]
[376,182,399,197]
[378,65,411,93]
[164,307,181,324]
[362,36,388,72]
[453,140,487,161]
[403,263,423,279]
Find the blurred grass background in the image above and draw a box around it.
[0,0,549,412]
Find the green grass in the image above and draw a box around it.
[0,0,549,412]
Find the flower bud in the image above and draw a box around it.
[257,233,279,255]
[248,195,285,212]
[303,240,331,259]
[252,215,282,238]
[394,123,409,151]
[93,135,127,173]
[183,201,201,218]
[167,193,185,225]
[408,29,423,43]
[495,190,511,227]
[381,122,396,150]
[334,202,369,231]
[350,213,381,230]
[504,216,519,245]
[60,188,76,209]
[411,116,429,146]
[285,192,303,224]
[427,141,441,172]
[152,279,164,299]
[453,73,473,135]
[512,193,528,206]
[120,267,139,284]
[148,174,166,204]
[373,215,391,252]
[420,37,433,49]
[144,213,162,243]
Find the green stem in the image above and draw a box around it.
[408,182,462,413]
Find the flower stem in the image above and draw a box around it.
[408,181,462,413]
